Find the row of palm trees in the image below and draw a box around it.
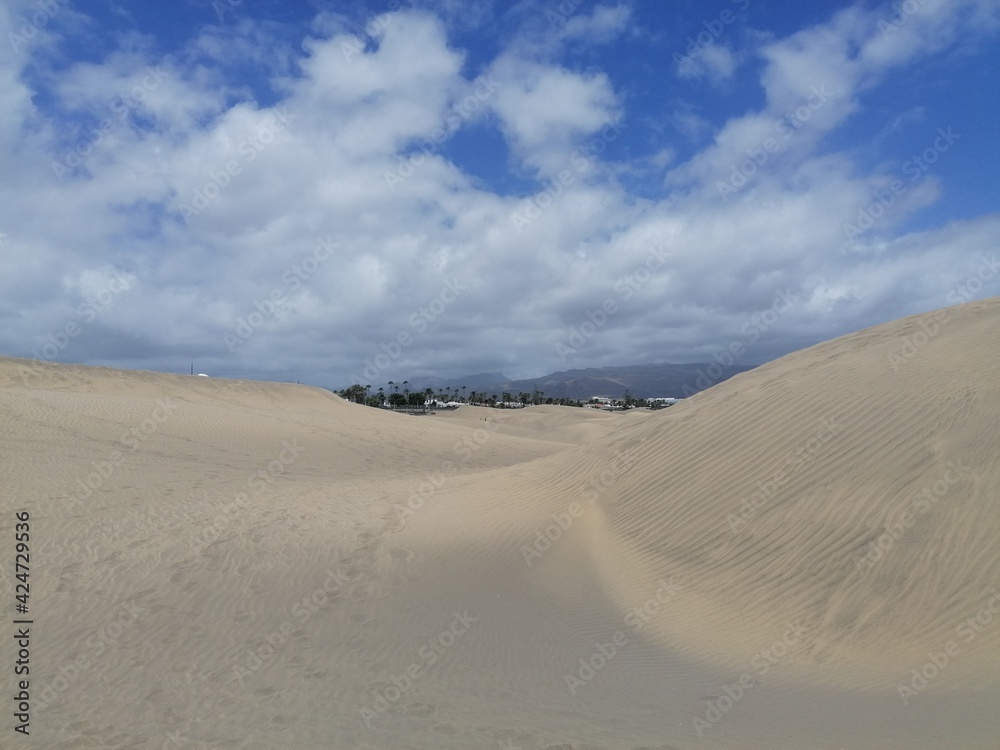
[338,382,586,409]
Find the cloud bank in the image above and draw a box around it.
[1,0,998,386]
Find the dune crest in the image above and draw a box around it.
[549,298,1000,687]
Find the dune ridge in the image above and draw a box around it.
[541,297,1000,688]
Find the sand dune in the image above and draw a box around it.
[435,402,627,445]
[2,298,999,749]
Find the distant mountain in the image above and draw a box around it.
[440,372,509,390]
[337,363,754,400]
[440,362,755,401]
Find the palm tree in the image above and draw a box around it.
[461,385,467,403]
[403,380,409,398]
[424,387,434,406]
[377,386,384,407]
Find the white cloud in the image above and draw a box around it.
[675,43,737,83]
[560,4,631,44]
[667,1,1000,200]
[487,55,621,173]
[0,2,998,385]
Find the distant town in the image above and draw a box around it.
[335,383,677,411]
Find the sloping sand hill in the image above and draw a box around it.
[435,402,626,445]
[1,298,998,749]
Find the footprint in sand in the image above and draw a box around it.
[268,713,294,728]
[344,566,367,582]
[350,583,378,602]
[384,518,406,533]
[349,611,375,626]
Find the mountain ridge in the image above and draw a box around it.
[432,361,755,400]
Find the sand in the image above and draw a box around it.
[1,297,998,749]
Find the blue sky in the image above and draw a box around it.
[1,0,998,388]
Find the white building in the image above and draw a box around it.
[649,397,677,406]
[588,396,614,409]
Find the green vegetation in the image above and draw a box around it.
[337,382,675,412]
[336,382,586,410]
